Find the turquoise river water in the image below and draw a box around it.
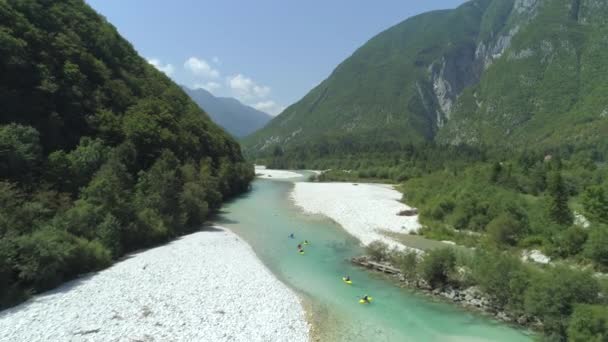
[217,176,533,341]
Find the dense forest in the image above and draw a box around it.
[0,0,253,308]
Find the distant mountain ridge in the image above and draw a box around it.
[182,86,272,138]
[245,0,608,155]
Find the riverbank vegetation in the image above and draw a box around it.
[265,142,608,272]
[0,1,253,309]
[365,242,608,341]
[265,141,608,340]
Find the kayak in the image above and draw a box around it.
[359,297,373,304]
[342,277,353,285]
[299,250,305,255]
[303,241,309,245]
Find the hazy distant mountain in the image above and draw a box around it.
[182,86,272,137]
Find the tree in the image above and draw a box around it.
[418,248,456,288]
[524,266,599,338]
[547,172,573,225]
[391,250,419,280]
[552,226,588,258]
[567,305,608,342]
[0,124,42,181]
[97,214,122,257]
[472,251,528,309]
[486,213,527,246]
[490,162,502,183]
[81,156,133,221]
[582,186,608,224]
[67,137,110,189]
[366,240,389,261]
[584,224,608,270]
[134,150,185,239]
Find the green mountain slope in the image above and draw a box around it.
[182,86,272,138]
[245,0,608,156]
[0,0,252,308]
[438,0,608,148]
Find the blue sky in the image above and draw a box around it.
[86,0,466,115]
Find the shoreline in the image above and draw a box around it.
[291,182,421,249]
[351,255,539,335]
[254,166,303,179]
[0,227,309,342]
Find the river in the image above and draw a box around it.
[217,175,533,341]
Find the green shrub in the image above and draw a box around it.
[550,226,588,258]
[418,248,456,288]
[472,250,530,309]
[568,304,608,342]
[524,266,600,338]
[366,240,390,261]
[584,224,608,270]
[390,249,419,280]
[485,213,528,246]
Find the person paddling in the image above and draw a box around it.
[289,233,294,239]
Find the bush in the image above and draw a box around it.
[524,266,600,338]
[582,186,608,224]
[390,249,419,280]
[568,304,608,342]
[12,229,111,292]
[472,250,529,309]
[485,213,528,246]
[418,248,456,288]
[550,226,588,258]
[584,224,608,270]
[366,240,389,261]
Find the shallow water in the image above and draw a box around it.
[217,177,533,341]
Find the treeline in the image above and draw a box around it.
[367,242,607,341]
[0,0,253,308]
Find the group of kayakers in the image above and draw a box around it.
[289,233,308,254]
[289,233,372,304]
[342,275,372,303]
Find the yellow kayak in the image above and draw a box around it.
[342,277,353,285]
[359,296,373,304]
[299,250,305,255]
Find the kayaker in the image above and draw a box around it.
[344,275,351,282]
[289,233,294,239]
[304,240,309,245]
[362,295,370,303]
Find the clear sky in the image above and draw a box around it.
[86,0,467,115]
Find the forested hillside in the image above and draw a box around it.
[245,0,608,158]
[0,0,253,308]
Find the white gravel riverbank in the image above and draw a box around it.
[255,165,302,179]
[291,182,420,249]
[0,228,309,342]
